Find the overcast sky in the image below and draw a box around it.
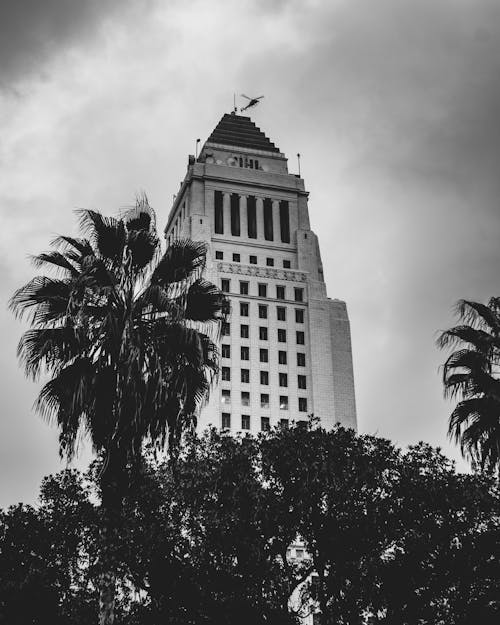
[1,0,499,508]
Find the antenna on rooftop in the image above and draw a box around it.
[297,153,301,177]
[195,138,201,159]
[233,93,237,114]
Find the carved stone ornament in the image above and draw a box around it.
[217,261,306,282]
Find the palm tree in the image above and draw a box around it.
[10,196,227,625]
[437,297,500,475]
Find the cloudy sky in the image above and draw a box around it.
[1,0,499,507]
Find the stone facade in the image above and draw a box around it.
[164,113,356,434]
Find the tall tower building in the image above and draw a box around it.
[165,112,356,434]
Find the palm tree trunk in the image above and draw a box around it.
[98,452,126,625]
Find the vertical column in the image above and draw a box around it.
[263,198,274,241]
[256,197,264,240]
[223,192,231,236]
[240,195,248,239]
[272,200,280,242]
[230,193,241,236]
[214,190,223,234]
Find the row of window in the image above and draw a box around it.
[222,367,306,387]
[222,345,306,366]
[221,279,304,301]
[222,324,305,344]
[238,303,304,323]
[216,250,292,269]
[221,393,308,411]
[222,413,307,431]
[214,191,290,243]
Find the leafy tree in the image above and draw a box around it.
[437,297,500,475]
[9,198,226,625]
[260,424,500,625]
[372,444,500,624]
[0,470,98,625]
[1,426,498,624]
[121,431,302,625]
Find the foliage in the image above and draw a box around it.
[437,297,500,474]
[1,426,498,625]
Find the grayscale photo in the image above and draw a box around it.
[0,1,499,624]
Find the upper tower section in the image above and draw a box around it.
[201,112,288,175]
[164,111,312,246]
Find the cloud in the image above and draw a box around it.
[2,0,500,505]
[0,0,151,89]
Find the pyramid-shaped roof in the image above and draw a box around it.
[205,113,281,153]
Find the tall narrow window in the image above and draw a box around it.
[221,413,231,429]
[279,200,290,243]
[241,415,250,430]
[214,190,223,234]
[231,193,240,236]
[263,198,273,241]
[247,196,257,238]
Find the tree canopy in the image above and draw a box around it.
[1,425,498,625]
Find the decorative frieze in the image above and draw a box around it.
[217,261,307,282]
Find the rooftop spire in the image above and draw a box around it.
[205,113,281,153]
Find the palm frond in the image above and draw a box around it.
[121,193,156,232]
[126,229,160,270]
[151,239,206,287]
[134,284,184,319]
[17,326,82,379]
[442,348,489,376]
[184,279,227,322]
[455,299,500,333]
[51,235,94,258]
[437,326,497,353]
[35,358,95,459]
[76,210,126,263]
[30,251,79,277]
[9,277,72,324]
